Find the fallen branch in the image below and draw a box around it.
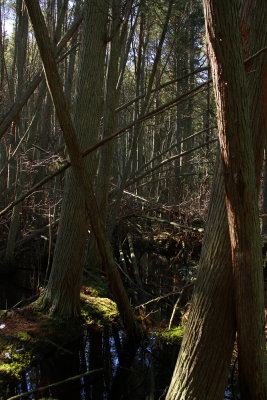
[134,215,204,233]
[7,368,104,400]
[135,287,193,309]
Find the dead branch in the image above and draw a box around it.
[7,368,103,400]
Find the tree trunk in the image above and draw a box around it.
[40,0,107,317]
[204,1,266,398]
[109,0,174,232]
[166,0,267,398]
[262,141,267,235]
[5,0,28,266]
[25,0,141,343]
[86,0,122,270]
[166,156,236,400]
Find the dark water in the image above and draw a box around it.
[1,326,239,400]
[0,275,238,400]
[3,326,179,400]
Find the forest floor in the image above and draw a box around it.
[0,212,203,398]
[0,210,266,399]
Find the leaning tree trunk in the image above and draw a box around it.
[25,0,141,344]
[166,0,267,399]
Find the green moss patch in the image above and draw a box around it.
[0,308,81,385]
[0,291,119,394]
[81,294,119,326]
[0,343,33,379]
[0,295,117,395]
[154,325,185,345]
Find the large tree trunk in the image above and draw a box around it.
[166,0,267,399]
[262,141,267,235]
[166,156,236,400]
[40,0,107,317]
[25,0,141,343]
[204,0,266,397]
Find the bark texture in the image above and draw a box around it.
[166,0,267,398]
[204,1,266,398]
[25,0,141,343]
[41,0,107,318]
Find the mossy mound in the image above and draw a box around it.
[0,288,119,391]
[154,325,185,345]
[0,307,82,388]
[81,292,119,326]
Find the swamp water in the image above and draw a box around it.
[0,274,239,400]
[2,326,179,400]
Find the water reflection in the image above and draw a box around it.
[5,326,179,400]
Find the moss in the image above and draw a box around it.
[47,157,65,172]
[82,283,108,298]
[0,344,33,379]
[81,295,119,326]
[154,325,185,345]
[15,331,31,341]
[0,295,119,394]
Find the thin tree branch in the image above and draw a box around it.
[7,368,104,400]
[116,66,209,113]
[0,80,209,217]
[133,125,217,177]
[244,46,267,64]
[126,139,218,187]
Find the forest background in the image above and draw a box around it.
[0,0,266,399]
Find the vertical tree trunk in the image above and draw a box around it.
[166,0,267,398]
[40,0,108,317]
[204,1,266,397]
[86,0,122,271]
[262,141,267,235]
[110,0,174,231]
[25,0,141,343]
[0,1,5,105]
[5,0,28,266]
[166,156,236,400]
[97,0,122,222]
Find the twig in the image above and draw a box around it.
[244,46,267,64]
[126,139,217,187]
[135,215,204,233]
[168,282,194,329]
[116,262,151,299]
[135,289,184,309]
[7,368,104,400]
[116,66,209,113]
